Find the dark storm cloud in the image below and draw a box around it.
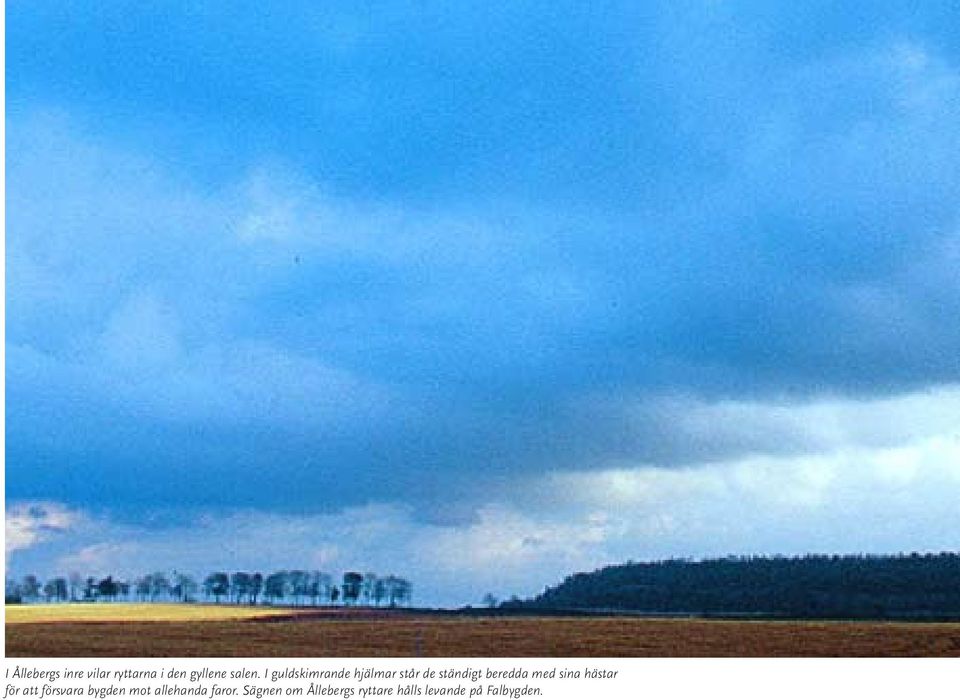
[7,2,960,516]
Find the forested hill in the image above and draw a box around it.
[506,553,960,619]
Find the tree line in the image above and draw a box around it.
[6,570,412,608]
[504,552,960,619]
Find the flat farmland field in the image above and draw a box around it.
[5,603,300,624]
[7,605,960,656]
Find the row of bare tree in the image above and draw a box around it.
[6,570,412,608]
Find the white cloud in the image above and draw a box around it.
[610,383,960,460]
[543,435,960,560]
[5,502,84,565]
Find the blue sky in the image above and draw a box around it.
[7,2,960,606]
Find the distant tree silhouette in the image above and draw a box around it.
[51,577,70,602]
[21,575,41,602]
[97,576,120,601]
[373,578,387,607]
[393,578,412,607]
[204,572,230,603]
[263,571,288,604]
[317,573,332,603]
[149,572,171,601]
[43,578,69,602]
[8,566,414,610]
[173,572,197,602]
[381,575,412,607]
[84,577,98,601]
[306,571,322,605]
[511,553,960,619]
[381,576,399,606]
[249,573,264,604]
[6,578,23,604]
[69,573,84,601]
[231,572,252,603]
[289,570,310,605]
[362,573,378,605]
[342,572,363,605]
[135,576,151,602]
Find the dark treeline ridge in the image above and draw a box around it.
[505,553,960,620]
[5,569,412,608]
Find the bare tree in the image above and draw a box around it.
[97,576,120,601]
[395,578,412,607]
[173,572,197,602]
[203,572,230,603]
[149,572,171,601]
[6,578,24,604]
[288,570,309,605]
[231,572,252,604]
[43,578,69,602]
[249,573,263,604]
[342,572,363,605]
[21,575,41,602]
[135,576,151,602]
[263,571,288,604]
[317,573,332,603]
[307,571,322,606]
[373,578,387,607]
[382,576,412,607]
[69,573,84,601]
[362,573,378,606]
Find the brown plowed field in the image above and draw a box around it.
[7,606,960,656]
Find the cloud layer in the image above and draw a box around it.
[10,397,960,606]
[7,2,960,602]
